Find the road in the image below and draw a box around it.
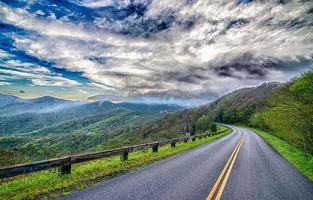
[61,125,313,200]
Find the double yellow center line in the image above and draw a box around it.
[206,135,245,200]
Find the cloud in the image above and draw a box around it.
[0,68,80,87]
[69,0,115,8]
[0,81,11,86]
[0,0,313,105]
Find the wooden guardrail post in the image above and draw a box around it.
[171,141,176,147]
[59,156,71,175]
[152,143,159,153]
[120,150,129,161]
[184,138,188,143]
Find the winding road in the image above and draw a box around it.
[61,125,313,200]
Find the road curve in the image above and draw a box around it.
[61,125,313,200]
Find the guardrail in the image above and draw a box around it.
[0,129,229,179]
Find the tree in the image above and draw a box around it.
[196,115,212,131]
[210,123,217,132]
[190,123,196,136]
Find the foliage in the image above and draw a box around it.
[0,148,29,166]
[251,71,313,153]
[210,123,217,132]
[190,123,196,136]
[208,82,281,124]
[196,115,212,131]
[0,110,163,163]
[0,100,182,135]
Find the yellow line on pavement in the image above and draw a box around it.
[206,135,244,200]
[214,136,244,200]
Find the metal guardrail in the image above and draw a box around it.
[0,129,228,179]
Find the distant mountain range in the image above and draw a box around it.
[0,93,184,135]
[0,93,184,163]
[0,93,183,117]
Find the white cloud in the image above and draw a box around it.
[0,68,80,87]
[70,0,115,8]
[0,81,11,86]
[0,49,9,58]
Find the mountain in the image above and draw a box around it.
[250,71,313,153]
[86,82,281,141]
[206,82,282,124]
[0,109,162,160]
[0,94,79,117]
[117,102,183,113]
[0,94,183,135]
[0,100,116,135]
[131,82,282,140]
[0,93,26,108]
[0,94,183,117]
[0,94,184,162]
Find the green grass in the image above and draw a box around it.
[248,127,313,181]
[0,127,231,200]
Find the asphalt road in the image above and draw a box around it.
[61,125,313,200]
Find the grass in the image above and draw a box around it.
[248,127,313,181]
[0,126,231,200]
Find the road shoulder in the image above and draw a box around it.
[247,127,313,181]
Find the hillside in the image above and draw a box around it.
[132,81,282,139]
[0,94,183,135]
[207,82,282,124]
[0,94,183,163]
[0,94,77,117]
[250,71,313,153]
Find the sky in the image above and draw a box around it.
[0,0,312,106]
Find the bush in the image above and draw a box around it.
[210,123,217,132]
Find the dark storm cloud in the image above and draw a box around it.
[213,53,277,79]
[88,57,107,64]
[117,9,177,37]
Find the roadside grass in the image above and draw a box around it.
[248,127,313,181]
[0,126,231,200]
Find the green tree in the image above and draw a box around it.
[210,123,217,132]
[196,115,212,131]
[190,123,196,136]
